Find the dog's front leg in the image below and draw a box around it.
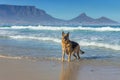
[62,50,65,62]
[68,53,71,62]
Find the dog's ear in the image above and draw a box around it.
[67,32,69,37]
[62,31,64,36]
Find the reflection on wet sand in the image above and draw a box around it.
[60,62,80,80]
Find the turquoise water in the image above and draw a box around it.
[0,25,120,60]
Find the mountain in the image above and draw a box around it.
[96,17,118,24]
[0,4,64,25]
[69,13,95,24]
[70,13,118,25]
[0,4,118,25]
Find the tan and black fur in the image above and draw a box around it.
[61,31,84,62]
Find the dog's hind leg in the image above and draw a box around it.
[73,54,77,60]
[75,45,81,59]
[77,49,80,59]
[77,53,80,59]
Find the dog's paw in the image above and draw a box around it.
[62,59,64,62]
[68,59,71,62]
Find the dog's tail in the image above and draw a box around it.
[80,49,85,54]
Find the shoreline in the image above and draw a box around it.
[0,57,120,80]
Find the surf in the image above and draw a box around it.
[0,25,120,32]
[9,35,61,43]
[9,35,120,51]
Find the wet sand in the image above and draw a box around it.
[0,58,120,80]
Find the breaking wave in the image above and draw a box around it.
[79,41,120,51]
[0,25,120,32]
[9,35,120,51]
[9,35,61,43]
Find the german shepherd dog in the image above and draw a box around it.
[61,31,84,62]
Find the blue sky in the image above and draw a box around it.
[0,0,120,21]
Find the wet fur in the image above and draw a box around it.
[61,31,84,62]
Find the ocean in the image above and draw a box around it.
[0,25,120,61]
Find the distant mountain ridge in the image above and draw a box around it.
[0,4,118,25]
[70,13,118,24]
[69,13,95,24]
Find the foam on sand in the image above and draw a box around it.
[0,55,22,59]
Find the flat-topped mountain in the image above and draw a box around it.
[0,4,64,25]
[0,4,118,25]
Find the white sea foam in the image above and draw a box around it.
[1,25,120,32]
[9,35,120,51]
[0,55,22,59]
[11,25,120,31]
[79,41,120,51]
[9,35,61,43]
[11,25,81,31]
[0,30,18,36]
[77,26,120,32]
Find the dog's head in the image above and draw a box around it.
[62,31,69,42]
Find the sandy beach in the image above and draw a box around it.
[0,58,120,80]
